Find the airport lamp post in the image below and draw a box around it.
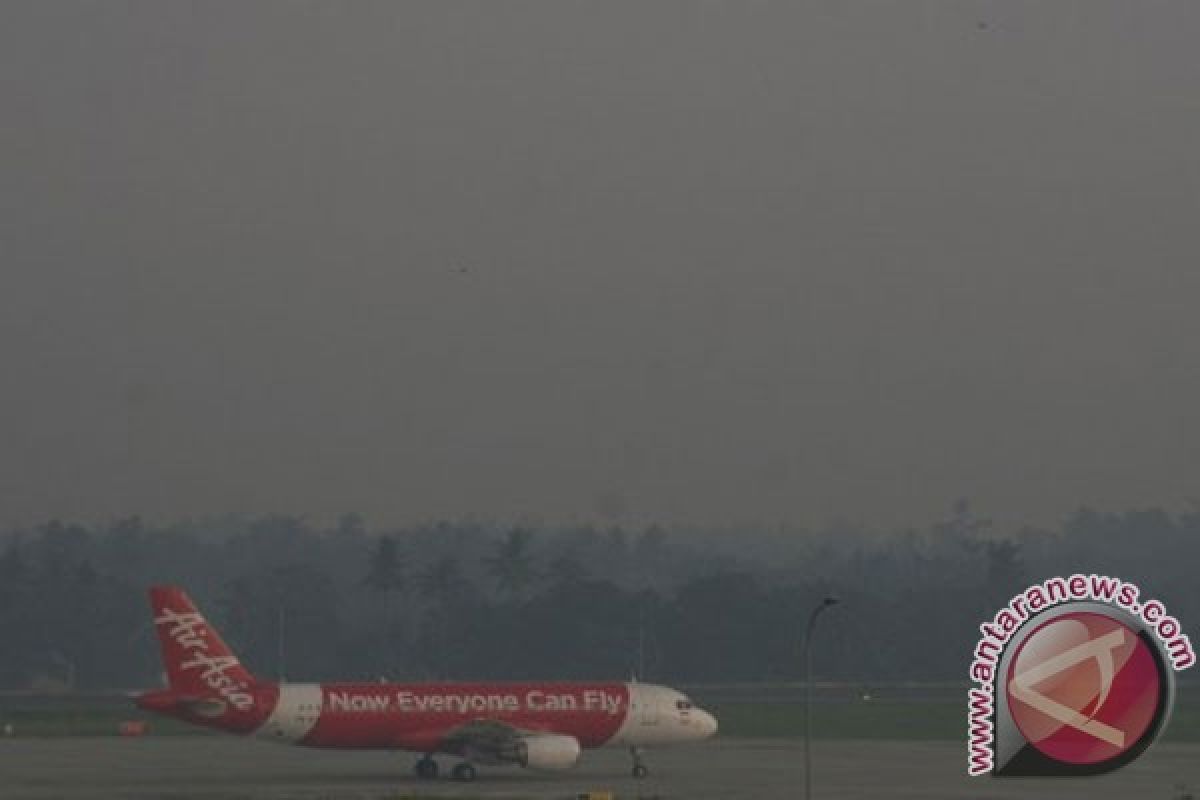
[803,596,839,800]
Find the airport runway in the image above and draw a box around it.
[1,736,1197,800]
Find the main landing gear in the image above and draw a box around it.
[451,762,477,782]
[414,756,476,782]
[630,746,650,779]
[414,756,438,780]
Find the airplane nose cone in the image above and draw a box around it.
[697,709,718,738]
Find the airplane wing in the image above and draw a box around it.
[441,718,532,756]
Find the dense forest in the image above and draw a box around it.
[0,502,1195,691]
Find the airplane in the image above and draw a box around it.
[135,585,718,781]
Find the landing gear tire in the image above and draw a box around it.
[452,762,477,782]
[415,757,438,780]
[630,746,649,779]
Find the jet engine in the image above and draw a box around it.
[482,733,581,770]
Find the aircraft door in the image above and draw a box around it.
[636,687,661,728]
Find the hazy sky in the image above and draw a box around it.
[3,2,1199,531]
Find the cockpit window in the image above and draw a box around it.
[676,700,693,710]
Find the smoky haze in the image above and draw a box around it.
[2,2,1199,529]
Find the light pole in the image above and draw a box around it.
[803,596,839,800]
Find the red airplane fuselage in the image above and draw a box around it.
[136,586,717,778]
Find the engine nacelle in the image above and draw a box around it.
[496,733,582,771]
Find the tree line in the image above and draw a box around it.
[0,502,1195,690]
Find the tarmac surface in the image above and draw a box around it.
[1,736,1198,800]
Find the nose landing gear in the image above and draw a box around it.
[629,746,649,779]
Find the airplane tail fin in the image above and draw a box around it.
[149,585,257,698]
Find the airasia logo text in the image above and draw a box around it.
[155,607,255,712]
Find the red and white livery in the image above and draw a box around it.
[136,586,717,780]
